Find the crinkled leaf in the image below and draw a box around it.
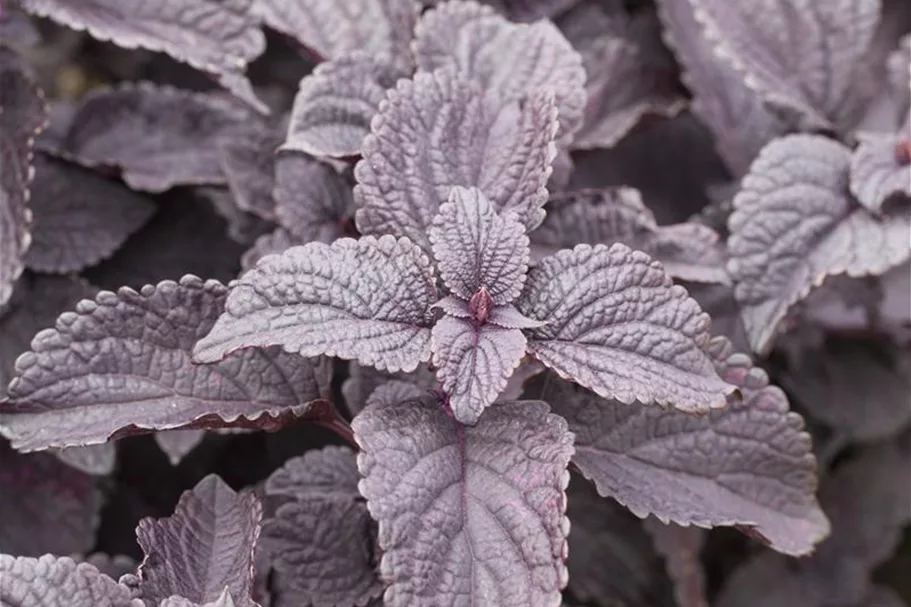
[154,430,206,466]
[727,134,911,354]
[413,0,585,143]
[0,47,46,306]
[430,315,527,424]
[59,84,251,192]
[353,394,574,607]
[273,152,355,242]
[850,126,911,214]
[518,243,732,413]
[643,520,708,607]
[218,124,282,222]
[194,236,437,373]
[341,364,435,418]
[17,0,266,112]
[24,153,156,273]
[545,336,830,556]
[1,275,332,451]
[429,187,529,304]
[355,69,558,251]
[0,555,142,607]
[283,54,405,158]
[137,475,262,607]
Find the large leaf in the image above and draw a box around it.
[136,475,262,607]
[194,236,437,373]
[0,275,332,451]
[18,0,266,111]
[727,135,911,354]
[413,0,585,143]
[518,243,732,413]
[353,394,574,606]
[0,555,142,607]
[544,336,830,556]
[24,153,156,273]
[0,47,46,306]
[354,69,558,251]
[273,152,355,243]
[850,120,911,214]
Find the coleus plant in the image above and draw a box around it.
[0,0,909,606]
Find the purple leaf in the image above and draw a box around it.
[727,134,911,354]
[194,236,437,373]
[273,152,355,243]
[355,69,558,251]
[59,83,253,193]
[54,443,117,476]
[341,363,436,418]
[24,153,156,273]
[136,475,262,607]
[0,47,46,306]
[413,0,586,144]
[17,0,267,112]
[545,336,830,556]
[850,121,911,214]
[283,54,406,158]
[218,124,283,222]
[643,520,708,607]
[159,588,239,607]
[650,223,730,286]
[353,394,574,606]
[265,445,360,500]
[1,275,332,451]
[201,186,274,245]
[241,229,301,272]
[154,430,206,466]
[81,554,137,582]
[0,555,142,607]
[518,243,733,413]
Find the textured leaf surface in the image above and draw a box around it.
[273,152,354,243]
[0,555,142,607]
[353,395,574,607]
[24,153,156,273]
[194,236,437,372]
[284,54,405,158]
[728,135,911,354]
[518,243,731,413]
[18,0,266,111]
[158,588,237,607]
[59,84,250,192]
[355,69,558,251]
[0,48,45,306]
[413,0,585,143]
[137,475,262,607]
[1,275,332,451]
[545,336,830,556]
[850,126,911,214]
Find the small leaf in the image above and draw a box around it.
[341,364,435,418]
[194,236,437,373]
[353,394,574,606]
[273,152,355,243]
[355,69,558,251]
[518,243,732,413]
[727,134,911,354]
[154,430,206,466]
[17,0,266,112]
[0,554,142,607]
[850,124,911,214]
[54,443,117,476]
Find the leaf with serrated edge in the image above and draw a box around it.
[0,555,142,607]
[727,134,911,355]
[194,236,437,372]
[353,394,574,607]
[413,0,585,144]
[518,242,732,413]
[354,69,558,251]
[265,444,360,500]
[429,187,529,304]
[850,124,911,214]
[0,275,332,451]
[545,336,830,557]
[273,152,354,243]
[136,475,262,607]
[17,0,266,112]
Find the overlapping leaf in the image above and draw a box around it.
[0,555,142,607]
[218,124,283,222]
[273,152,355,243]
[159,588,238,607]
[354,394,574,607]
[850,119,911,213]
[727,135,911,354]
[1,275,332,451]
[194,236,437,373]
[644,520,708,607]
[341,363,435,418]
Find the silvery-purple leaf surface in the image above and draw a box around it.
[17,0,267,112]
[518,242,732,413]
[241,229,301,272]
[353,394,574,607]
[59,83,252,193]
[0,275,332,451]
[413,0,586,144]
[643,520,708,607]
[54,443,117,476]
[341,363,436,418]
[218,123,283,222]
[273,152,355,243]
[429,0,582,22]
[265,445,360,500]
[728,135,911,355]
[0,555,142,607]
[0,440,101,556]
[545,336,830,556]
[354,69,558,251]
[154,430,206,466]
[283,53,406,158]
[194,236,437,373]
[158,588,238,607]
[850,118,911,214]
[136,475,262,607]
[0,48,46,307]
[24,152,156,273]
